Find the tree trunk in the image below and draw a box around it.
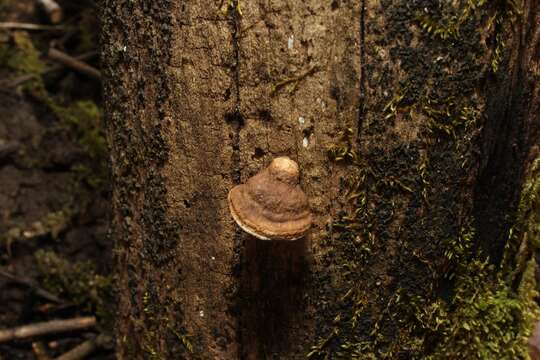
[101,0,539,359]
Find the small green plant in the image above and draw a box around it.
[419,259,538,360]
[382,88,406,120]
[327,128,357,163]
[141,288,193,358]
[417,0,490,41]
[417,15,460,41]
[221,0,242,16]
[417,0,521,73]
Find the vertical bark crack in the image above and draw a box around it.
[227,2,245,359]
[232,2,241,108]
[357,0,367,142]
[228,0,242,185]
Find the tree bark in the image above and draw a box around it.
[101,0,539,359]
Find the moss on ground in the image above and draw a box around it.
[51,100,108,189]
[34,250,114,330]
[0,30,46,79]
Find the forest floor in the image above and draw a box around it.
[0,1,114,359]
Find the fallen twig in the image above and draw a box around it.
[54,334,110,360]
[0,268,62,303]
[2,51,97,88]
[36,0,63,24]
[0,22,65,31]
[0,316,96,343]
[48,48,100,80]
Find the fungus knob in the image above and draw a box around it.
[228,156,312,240]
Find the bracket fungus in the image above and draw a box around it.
[228,156,312,241]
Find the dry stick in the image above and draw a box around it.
[54,334,107,360]
[0,269,62,303]
[3,51,98,88]
[35,0,63,24]
[270,64,318,95]
[48,48,101,80]
[0,22,64,31]
[0,317,96,343]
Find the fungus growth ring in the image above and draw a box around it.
[228,156,312,241]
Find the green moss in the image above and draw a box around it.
[51,100,107,190]
[140,288,193,358]
[409,260,537,360]
[504,157,540,283]
[40,96,108,189]
[221,0,242,16]
[412,180,540,359]
[417,0,520,73]
[56,101,106,159]
[0,31,46,77]
[312,0,537,351]
[514,157,540,249]
[309,149,540,358]
[382,86,406,120]
[0,30,106,188]
[34,250,114,330]
[309,239,539,360]
[421,97,479,140]
[0,25,106,188]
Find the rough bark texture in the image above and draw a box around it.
[102,0,539,359]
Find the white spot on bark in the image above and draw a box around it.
[302,137,309,148]
[298,116,305,125]
[199,310,204,317]
[288,35,294,49]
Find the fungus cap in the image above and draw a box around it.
[228,156,312,240]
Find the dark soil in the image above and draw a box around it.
[0,1,113,359]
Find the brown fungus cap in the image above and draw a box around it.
[228,156,312,241]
